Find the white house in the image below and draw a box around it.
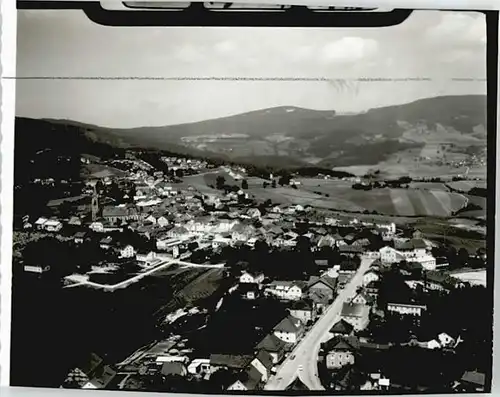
[247,208,262,219]
[240,271,265,284]
[24,264,51,274]
[119,245,136,258]
[379,246,404,264]
[387,302,427,316]
[90,222,105,233]
[273,315,305,344]
[363,269,380,286]
[265,281,303,301]
[43,219,63,232]
[410,254,437,271]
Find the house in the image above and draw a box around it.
[43,219,63,232]
[90,222,105,233]
[323,336,359,369]
[308,289,331,309]
[350,291,374,306]
[99,236,113,250]
[256,334,288,364]
[318,235,336,248]
[247,208,262,219]
[285,377,310,391]
[308,275,337,302]
[265,281,304,301]
[363,269,380,286]
[240,271,265,284]
[74,231,87,244]
[338,261,359,276]
[239,283,261,300]
[209,354,254,373]
[118,244,135,258]
[24,263,51,274]
[456,371,486,392]
[161,362,187,377]
[227,365,263,391]
[387,302,427,316]
[68,216,82,226]
[251,350,274,382]
[340,302,370,331]
[330,319,354,337]
[409,254,437,271]
[82,365,117,389]
[365,281,380,299]
[379,246,404,264]
[289,299,317,324]
[273,315,305,344]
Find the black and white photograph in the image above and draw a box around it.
[9,3,493,394]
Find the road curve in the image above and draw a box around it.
[265,257,374,391]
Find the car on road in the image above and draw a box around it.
[290,354,296,360]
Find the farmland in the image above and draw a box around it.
[183,170,477,218]
[446,180,487,192]
[450,269,487,286]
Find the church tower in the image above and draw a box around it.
[91,183,99,222]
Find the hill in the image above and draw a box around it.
[17,94,487,172]
[93,94,486,168]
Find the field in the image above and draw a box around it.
[254,178,469,217]
[450,269,487,286]
[408,182,450,191]
[446,180,487,192]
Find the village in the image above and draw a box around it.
[15,152,488,394]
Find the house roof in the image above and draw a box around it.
[210,354,254,369]
[74,231,87,238]
[238,365,263,390]
[289,299,314,311]
[161,362,187,377]
[87,365,117,389]
[285,377,310,391]
[341,302,369,318]
[330,319,354,335]
[256,350,274,371]
[461,371,486,387]
[308,289,330,305]
[274,315,303,334]
[323,335,359,352]
[339,261,359,272]
[308,275,337,291]
[239,283,260,294]
[256,334,288,353]
[314,259,329,267]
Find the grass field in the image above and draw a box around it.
[257,178,469,217]
[446,180,487,192]
[408,182,450,191]
[450,269,486,286]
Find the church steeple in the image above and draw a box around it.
[91,183,99,222]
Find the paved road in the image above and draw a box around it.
[265,257,374,391]
[64,259,225,291]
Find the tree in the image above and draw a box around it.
[216,176,225,190]
[241,179,249,190]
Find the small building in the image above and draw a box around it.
[457,370,486,392]
[363,269,380,286]
[323,336,359,370]
[239,283,261,300]
[329,319,354,337]
[24,263,51,274]
[265,281,304,301]
[289,300,317,324]
[240,271,265,285]
[273,315,305,344]
[340,302,370,331]
[256,334,288,364]
[307,276,337,302]
[379,246,404,264]
[227,365,263,391]
[285,377,310,391]
[387,302,427,317]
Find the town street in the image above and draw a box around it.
[264,257,375,391]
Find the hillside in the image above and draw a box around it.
[17,94,487,171]
[99,94,487,167]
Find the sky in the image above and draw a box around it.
[15,9,487,128]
